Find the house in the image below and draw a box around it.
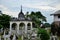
[51,10,60,26]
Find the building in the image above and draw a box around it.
[10,6,33,35]
[51,10,60,26]
[2,6,37,40]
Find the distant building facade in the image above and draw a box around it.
[51,10,60,26]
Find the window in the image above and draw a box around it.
[58,15,60,18]
[12,23,17,30]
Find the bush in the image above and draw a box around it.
[37,28,50,40]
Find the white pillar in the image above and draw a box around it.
[10,23,12,33]
[4,31,6,40]
[13,35,16,40]
[4,38,6,40]
[52,36,56,40]
[31,22,32,30]
[53,36,55,40]
[17,23,19,34]
[25,23,27,33]
[4,31,5,36]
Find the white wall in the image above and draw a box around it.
[10,21,33,34]
[54,15,60,21]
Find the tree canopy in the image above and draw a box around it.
[42,23,51,28]
[26,11,46,27]
[0,14,11,29]
[51,22,58,35]
[0,24,3,29]
[37,28,50,40]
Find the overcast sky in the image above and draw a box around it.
[0,0,60,23]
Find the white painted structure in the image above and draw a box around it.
[3,6,36,40]
[10,21,32,35]
[51,10,60,26]
[9,6,33,35]
[50,35,58,40]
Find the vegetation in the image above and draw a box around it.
[37,28,50,40]
[26,11,46,27]
[0,24,3,29]
[51,22,58,35]
[0,11,11,29]
[42,23,51,28]
[51,22,60,40]
[0,10,51,40]
[57,27,60,36]
[26,11,50,40]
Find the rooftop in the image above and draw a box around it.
[51,10,60,15]
[11,6,32,21]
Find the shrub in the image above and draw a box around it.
[37,28,50,40]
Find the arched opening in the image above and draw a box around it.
[27,23,31,30]
[19,23,25,30]
[32,23,37,28]
[12,23,17,30]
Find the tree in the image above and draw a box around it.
[0,14,11,29]
[51,22,58,35]
[0,24,3,29]
[57,27,60,40]
[42,23,51,28]
[57,27,60,36]
[29,11,46,27]
[37,28,50,40]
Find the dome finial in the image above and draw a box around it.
[21,5,22,12]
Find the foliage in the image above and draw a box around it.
[51,22,60,36]
[0,24,3,29]
[26,11,46,27]
[57,27,60,36]
[0,14,11,29]
[51,22,58,35]
[37,28,50,40]
[42,23,51,28]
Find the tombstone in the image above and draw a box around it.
[50,35,58,40]
[10,35,18,40]
[16,36,18,40]
[3,31,6,40]
[10,35,13,40]
[13,35,16,40]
